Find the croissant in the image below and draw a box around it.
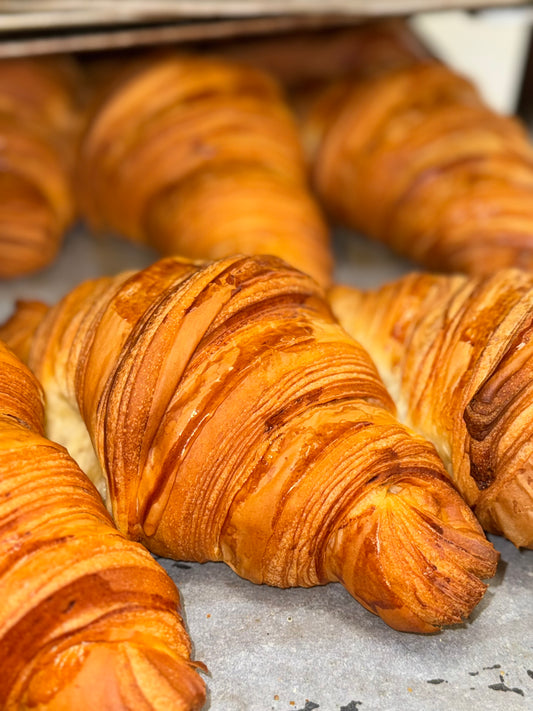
[0,56,79,278]
[330,269,533,549]
[76,53,332,287]
[303,58,533,275]
[0,340,205,708]
[1,253,498,634]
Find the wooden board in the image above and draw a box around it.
[1,1,531,29]
[0,1,530,58]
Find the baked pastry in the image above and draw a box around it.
[0,299,49,364]
[2,254,498,634]
[0,339,205,708]
[76,53,332,287]
[0,56,79,278]
[207,19,428,94]
[302,59,533,275]
[330,269,533,549]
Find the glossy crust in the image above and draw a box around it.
[0,341,205,709]
[0,57,79,278]
[304,60,533,275]
[77,53,332,287]
[6,254,498,634]
[330,269,533,548]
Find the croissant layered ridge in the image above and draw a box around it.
[0,341,205,709]
[13,254,498,634]
[0,57,80,278]
[330,269,533,549]
[304,60,533,275]
[76,53,332,287]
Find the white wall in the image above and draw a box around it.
[410,8,532,114]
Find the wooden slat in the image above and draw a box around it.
[0,15,367,58]
[0,1,529,58]
[0,0,530,31]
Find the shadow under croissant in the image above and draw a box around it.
[459,557,507,629]
[159,553,498,657]
[0,253,499,635]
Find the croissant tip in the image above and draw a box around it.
[330,469,499,634]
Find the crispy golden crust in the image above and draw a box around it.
[330,268,533,548]
[0,340,205,709]
[77,53,333,287]
[17,254,498,633]
[305,60,533,275]
[0,300,50,364]
[0,57,80,278]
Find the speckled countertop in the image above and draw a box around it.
[0,227,531,711]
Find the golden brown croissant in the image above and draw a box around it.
[0,56,80,278]
[330,269,533,549]
[0,339,205,709]
[303,58,533,275]
[76,53,332,287]
[2,253,498,634]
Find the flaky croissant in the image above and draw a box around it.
[2,254,498,634]
[0,56,79,278]
[330,269,533,549]
[0,340,205,709]
[303,59,533,275]
[76,53,332,287]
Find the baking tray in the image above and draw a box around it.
[1,225,531,711]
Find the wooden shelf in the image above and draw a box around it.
[0,1,530,58]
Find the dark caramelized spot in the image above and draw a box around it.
[465,314,533,489]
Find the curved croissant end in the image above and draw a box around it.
[0,57,80,278]
[322,406,498,632]
[304,60,533,276]
[13,254,498,634]
[0,341,205,709]
[330,268,533,549]
[76,53,333,287]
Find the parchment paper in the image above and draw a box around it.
[0,225,531,711]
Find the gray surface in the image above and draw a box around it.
[161,535,532,711]
[0,226,531,711]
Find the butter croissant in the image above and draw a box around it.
[0,56,79,278]
[3,254,498,634]
[330,269,533,549]
[303,59,533,275]
[76,53,332,287]
[0,340,205,708]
